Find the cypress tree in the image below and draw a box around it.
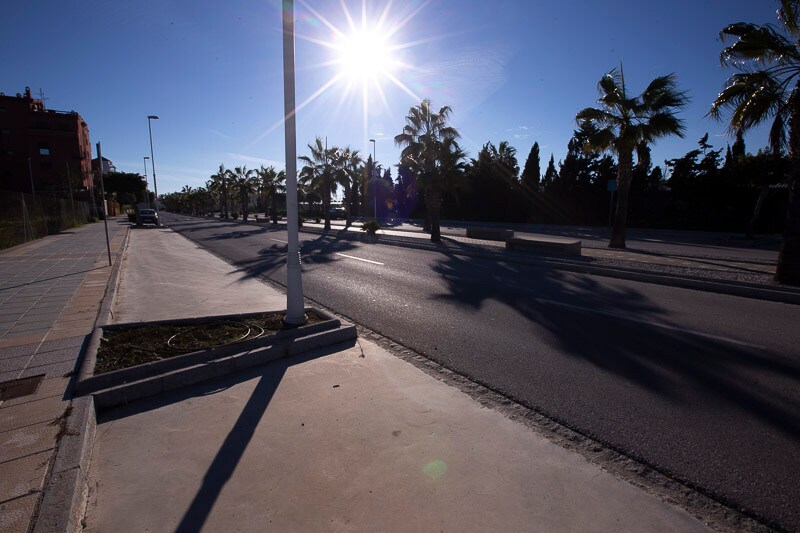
[521,141,541,189]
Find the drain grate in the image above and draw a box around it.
[0,374,45,401]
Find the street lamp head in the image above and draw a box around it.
[369,139,376,143]
[148,115,159,120]
[144,156,150,160]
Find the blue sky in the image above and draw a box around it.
[1,0,778,194]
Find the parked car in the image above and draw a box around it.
[329,207,346,220]
[136,209,160,227]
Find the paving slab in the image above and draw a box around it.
[0,450,52,501]
[0,493,40,533]
[0,420,60,463]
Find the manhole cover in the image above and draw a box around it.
[0,374,45,401]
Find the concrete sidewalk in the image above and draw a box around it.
[0,218,128,533]
[85,226,716,532]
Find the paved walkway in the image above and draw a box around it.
[86,225,714,532]
[0,219,128,533]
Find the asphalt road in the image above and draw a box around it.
[161,214,800,531]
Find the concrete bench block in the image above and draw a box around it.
[466,227,515,241]
[506,236,582,256]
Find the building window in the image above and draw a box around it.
[38,142,50,156]
[40,161,52,170]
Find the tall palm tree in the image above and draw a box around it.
[256,165,285,224]
[330,146,362,227]
[207,164,231,218]
[229,166,258,220]
[299,137,337,230]
[395,99,461,242]
[576,68,688,248]
[709,0,800,285]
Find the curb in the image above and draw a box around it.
[33,396,96,533]
[32,224,128,533]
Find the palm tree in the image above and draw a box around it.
[207,164,231,218]
[256,165,285,224]
[709,0,800,285]
[330,146,362,227]
[576,68,688,248]
[395,99,461,242]
[299,137,337,230]
[229,166,258,220]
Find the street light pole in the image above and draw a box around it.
[369,139,377,219]
[282,0,306,325]
[147,115,160,213]
[143,156,151,209]
[96,142,112,266]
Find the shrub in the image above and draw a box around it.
[361,219,381,235]
[231,212,239,220]
[298,215,304,227]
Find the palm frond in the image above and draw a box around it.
[640,74,689,112]
[779,0,800,35]
[720,23,799,66]
[584,128,616,153]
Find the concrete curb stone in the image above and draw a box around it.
[33,397,96,533]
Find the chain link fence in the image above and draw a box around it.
[0,190,96,250]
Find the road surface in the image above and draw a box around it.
[161,214,800,531]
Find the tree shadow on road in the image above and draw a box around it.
[431,252,800,438]
[429,251,800,529]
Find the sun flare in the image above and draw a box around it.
[335,29,397,81]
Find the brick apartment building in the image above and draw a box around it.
[0,87,92,196]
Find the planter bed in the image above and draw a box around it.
[76,308,356,407]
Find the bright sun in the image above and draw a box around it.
[336,29,396,81]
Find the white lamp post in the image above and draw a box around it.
[147,115,160,212]
[369,138,377,218]
[282,0,306,325]
[143,156,151,208]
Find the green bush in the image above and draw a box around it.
[231,212,239,220]
[298,215,304,227]
[361,219,381,235]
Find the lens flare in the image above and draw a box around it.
[423,459,447,480]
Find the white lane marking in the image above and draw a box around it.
[269,238,288,244]
[536,297,766,350]
[336,253,384,266]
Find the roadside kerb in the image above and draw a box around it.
[33,223,130,533]
[96,225,131,327]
